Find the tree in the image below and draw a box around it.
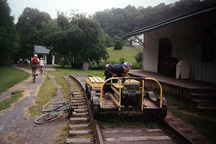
[104,33,113,47]
[16,7,51,59]
[94,0,214,38]
[114,41,122,50]
[40,12,108,68]
[0,0,19,65]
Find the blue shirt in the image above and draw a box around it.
[104,64,124,80]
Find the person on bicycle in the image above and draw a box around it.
[39,57,45,74]
[31,54,40,77]
[103,62,132,94]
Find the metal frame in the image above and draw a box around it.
[99,77,163,111]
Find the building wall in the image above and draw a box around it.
[142,9,216,83]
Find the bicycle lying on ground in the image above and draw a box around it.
[34,99,75,124]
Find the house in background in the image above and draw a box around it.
[123,7,216,84]
[33,45,55,65]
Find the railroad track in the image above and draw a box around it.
[64,74,210,144]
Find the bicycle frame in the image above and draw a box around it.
[33,70,36,83]
[44,102,71,113]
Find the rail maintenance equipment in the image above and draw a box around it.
[85,76,167,119]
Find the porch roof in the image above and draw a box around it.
[34,45,50,54]
[122,6,216,40]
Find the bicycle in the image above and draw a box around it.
[32,64,38,83]
[34,100,75,124]
[33,70,37,83]
[40,66,43,75]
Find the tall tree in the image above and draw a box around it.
[0,0,19,65]
[94,0,216,38]
[40,12,108,68]
[16,7,51,58]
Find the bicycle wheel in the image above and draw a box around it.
[34,111,63,124]
[33,73,36,83]
[42,99,65,112]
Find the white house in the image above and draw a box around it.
[33,45,55,65]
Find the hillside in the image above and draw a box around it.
[106,46,143,65]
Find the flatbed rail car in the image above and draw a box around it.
[85,76,167,119]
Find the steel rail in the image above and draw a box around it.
[69,74,104,144]
[69,74,197,144]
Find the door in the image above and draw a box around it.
[158,38,172,75]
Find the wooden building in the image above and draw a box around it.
[123,7,216,84]
[33,45,55,65]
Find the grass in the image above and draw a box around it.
[0,67,29,95]
[163,93,216,143]
[0,48,215,143]
[51,66,104,77]
[169,108,216,143]
[106,46,143,65]
[28,76,57,116]
[0,90,24,111]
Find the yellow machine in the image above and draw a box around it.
[85,76,167,119]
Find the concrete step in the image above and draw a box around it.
[69,124,89,129]
[69,130,90,135]
[74,109,87,113]
[72,99,85,103]
[71,102,86,106]
[196,106,216,110]
[73,112,89,116]
[66,138,92,144]
[71,97,85,100]
[192,99,216,106]
[190,93,216,100]
[70,117,89,122]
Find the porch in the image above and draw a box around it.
[129,70,216,111]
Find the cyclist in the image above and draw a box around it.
[31,54,40,77]
[39,57,45,74]
[103,62,132,94]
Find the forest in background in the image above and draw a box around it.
[93,0,216,37]
[0,0,216,66]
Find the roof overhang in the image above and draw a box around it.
[122,7,216,40]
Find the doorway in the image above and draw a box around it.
[158,38,172,75]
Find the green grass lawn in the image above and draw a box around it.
[0,67,29,95]
[106,46,143,65]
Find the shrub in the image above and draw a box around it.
[119,58,125,64]
[114,41,123,50]
[135,52,143,63]
[58,58,68,67]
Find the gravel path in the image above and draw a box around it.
[0,66,68,144]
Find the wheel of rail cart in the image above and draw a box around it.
[85,83,92,99]
[156,97,167,119]
[93,105,100,119]
[159,105,167,119]
[90,91,96,108]
[34,111,63,124]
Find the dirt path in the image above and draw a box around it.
[0,66,68,144]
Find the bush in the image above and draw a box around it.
[114,41,123,50]
[89,62,106,70]
[58,58,68,67]
[132,62,142,69]
[135,52,143,63]
[119,58,125,64]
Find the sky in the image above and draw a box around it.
[7,0,179,23]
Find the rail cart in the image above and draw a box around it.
[85,76,167,119]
